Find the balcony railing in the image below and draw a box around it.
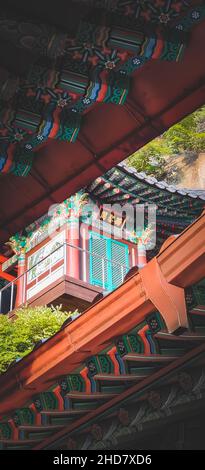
[0,241,129,314]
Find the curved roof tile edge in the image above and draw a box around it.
[118,161,205,201]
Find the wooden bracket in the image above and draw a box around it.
[139,257,188,333]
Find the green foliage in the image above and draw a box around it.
[163,108,205,154]
[127,106,205,177]
[127,139,169,178]
[0,305,77,374]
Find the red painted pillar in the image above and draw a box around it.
[15,252,26,307]
[66,218,80,280]
[137,241,147,269]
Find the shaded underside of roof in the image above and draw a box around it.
[0,1,205,241]
[0,212,204,450]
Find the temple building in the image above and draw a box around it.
[0,206,204,450]
[0,0,205,243]
[0,162,204,316]
[0,161,204,450]
[0,0,205,452]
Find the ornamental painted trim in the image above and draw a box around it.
[4,192,89,263]
[0,311,164,441]
[1,254,18,272]
[3,189,151,269]
[0,2,204,175]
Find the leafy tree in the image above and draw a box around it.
[127,139,169,178]
[163,107,205,154]
[127,105,205,177]
[0,305,78,374]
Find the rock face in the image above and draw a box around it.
[164,153,205,189]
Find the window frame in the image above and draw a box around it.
[89,231,129,291]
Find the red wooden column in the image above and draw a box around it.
[137,241,147,268]
[66,217,80,280]
[0,256,15,283]
[15,252,26,307]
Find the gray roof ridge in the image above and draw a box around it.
[117,162,205,201]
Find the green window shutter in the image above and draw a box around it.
[110,240,129,289]
[89,232,129,291]
[89,234,109,288]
